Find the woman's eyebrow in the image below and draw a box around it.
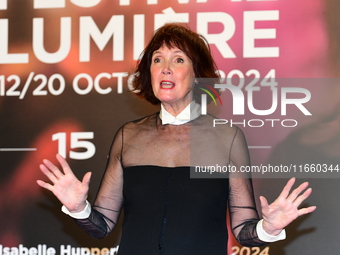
[152,50,185,55]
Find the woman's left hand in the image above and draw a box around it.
[259,177,316,236]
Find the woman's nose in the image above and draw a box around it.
[162,62,172,74]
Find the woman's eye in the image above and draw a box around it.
[176,58,184,63]
[153,58,160,63]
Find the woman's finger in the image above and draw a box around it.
[56,154,74,176]
[82,172,92,187]
[259,196,269,212]
[297,206,317,216]
[42,159,64,179]
[277,177,296,199]
[36,179,54,192]
[292,187,313,207]
[287,182,309,202]
[39,163,59,183]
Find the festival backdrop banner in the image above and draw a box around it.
[1,0,339,254]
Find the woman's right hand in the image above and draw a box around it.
[37,154,92,213]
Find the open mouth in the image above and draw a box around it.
[160,81,175,89]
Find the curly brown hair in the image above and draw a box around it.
[132,23,220,105]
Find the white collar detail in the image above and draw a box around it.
[159,101,201,125]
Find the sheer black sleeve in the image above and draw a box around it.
[73,126,125,239]
[228,127,267,247]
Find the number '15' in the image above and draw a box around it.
[52,132,96,160]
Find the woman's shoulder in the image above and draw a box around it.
[110,112,160,145]
[119,112,160,133]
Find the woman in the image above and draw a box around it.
[37,23,316,254]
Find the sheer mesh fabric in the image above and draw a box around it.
[189,113,266,246]
[74,113,267,251]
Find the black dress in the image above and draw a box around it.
[74,113,266,254]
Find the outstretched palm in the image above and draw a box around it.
[260,178,316,236]
[37,154,91,213]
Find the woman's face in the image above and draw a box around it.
[150,45,195,108]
